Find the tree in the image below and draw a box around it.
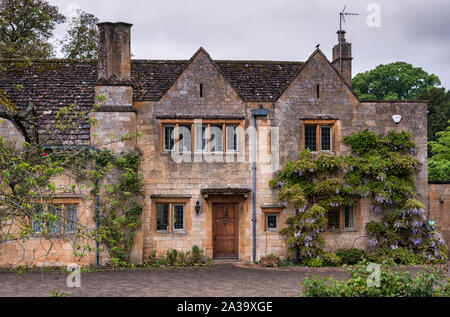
[0,0,65,58]
[61,11,99,59]
[352,62,441,101]
[428,122,450,182]
[418,87,450,145]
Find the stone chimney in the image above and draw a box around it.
[97,22,132,84]
[332,30,352,86]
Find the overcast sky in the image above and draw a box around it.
[49,0,450,88]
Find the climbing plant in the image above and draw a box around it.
[83,149,144,266]
[271,129,448,263]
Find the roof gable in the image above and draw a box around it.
[279,49,359,101]
[158,47,245,102]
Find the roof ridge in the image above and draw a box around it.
[215,60,304,64]
[0,58,96,63]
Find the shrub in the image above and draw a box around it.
[303,257,323,268]
[336,248,368,265]
[261,254,279,267]
[322,253,342,267]
[143,246,206,268]
[301,263,449,297]
[366,247,426,266]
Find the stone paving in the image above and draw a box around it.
[0,263,447,297]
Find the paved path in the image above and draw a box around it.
[0,263,447,297]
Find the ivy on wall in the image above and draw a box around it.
[271,129,448,263]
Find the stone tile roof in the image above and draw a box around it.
[0,59,97,145]
[0,58,304,144]
[215,60,303,102]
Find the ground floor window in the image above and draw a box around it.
[32,203,79,236]
[265,213,279,231]
[326,203,357,232]
[156,202,186,232]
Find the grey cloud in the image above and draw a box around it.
[49,0,450,88]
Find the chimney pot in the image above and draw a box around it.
[332,30,352,87]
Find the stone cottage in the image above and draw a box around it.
[0,22,429,266]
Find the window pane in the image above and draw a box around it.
[65,205,78,234]
[173,205,185,230]
[327,208,340,230]
[305,126,317,151]
[344,206,355,230]
[226,126,238,151]
[210,126,223,152]
[195,126,207,151]
[32,210,44,234]
[179,126,192,152]
[266,214,278,230]
[164,126,175,151]
[321,126,332,151]
[156,204,169,231]
[48,205,62,235]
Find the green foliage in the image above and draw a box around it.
[336,248,368,265]
[0,0,65,58]
[352,62,441,101]
[271,129,426,262]
[303,257,323,268]
[365,199,448,264]
[428,122,450,181]
[322,253,342,267]
[418,87,450,150]
[61,11,99,59]
[89,150,144,265]
[366,247,426,266]
[302,263,450,297]
[143,246,207,268]
[279,204,326,259]
[49,288,71,297]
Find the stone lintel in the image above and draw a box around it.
[150,194,193,199]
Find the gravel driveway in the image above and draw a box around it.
[0,263,447,297]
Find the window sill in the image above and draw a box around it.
[324,229,358,234]
[155,230,187,235]
[310,151,336,155]
[161,151,240,156]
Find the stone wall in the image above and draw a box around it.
[429,183,450,248]
[0,174,96,268]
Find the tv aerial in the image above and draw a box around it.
[337,5,359,74]
[340,5,359,31]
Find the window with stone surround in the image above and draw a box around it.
[262,208,283,233]
[265,213,279,231]
[154,199,189,233]
[301,120,337,153]
[32,203,79,236]
[325,200,359,232]
[160,119,243,154]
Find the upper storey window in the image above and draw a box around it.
[161,120,242,154]
[301,120,337,153]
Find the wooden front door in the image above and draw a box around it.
[213,203,238,259]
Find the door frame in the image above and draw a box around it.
[212,202,240,259]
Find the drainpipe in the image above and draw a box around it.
[95,178,100,267]
[251,107,269,263]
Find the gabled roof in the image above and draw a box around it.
[0,55,304,144]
